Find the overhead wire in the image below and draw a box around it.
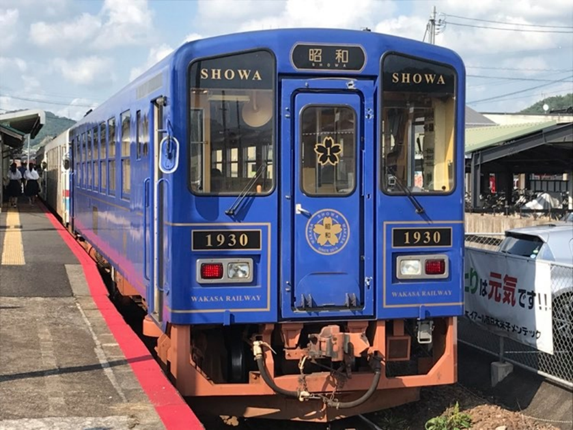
[445,21,573,34]
[0,93,96,108]
[466,66,573,73]
[468,75,573,83]
[468,74,573,105]
[444,13,573,29]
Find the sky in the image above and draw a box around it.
[0,0,572,120]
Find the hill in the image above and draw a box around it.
[519,93,573,114]
[31,111,76,147]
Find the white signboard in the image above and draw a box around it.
[464,248,553,354]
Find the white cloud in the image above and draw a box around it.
[29,0,153,51]
[30,13,102,51]
[129,44,174,81]
[93,0,153,48]
[374,15,428,41]
[0,9,19,52]
[22,75,41,93]
[53,56,115,86]
[55,98,98,121]
[0,57,27,73]
[195,0,396,34]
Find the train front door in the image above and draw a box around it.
[281,79,374,319]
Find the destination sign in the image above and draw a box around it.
[292,44,365,71]
[383,54,455,94]
[192,230,262,250]
[392,227,452,248]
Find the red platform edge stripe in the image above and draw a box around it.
[40,203,204,430]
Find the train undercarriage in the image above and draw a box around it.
[81,255,458,422]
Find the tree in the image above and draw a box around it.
[519,93,573,114]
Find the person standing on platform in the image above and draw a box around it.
[6,163,22,208]
[24,164,40,204]
[19,162,27,193]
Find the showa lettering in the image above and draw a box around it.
[464,267,548,312]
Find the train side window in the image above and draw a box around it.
[136,110,142,160]
[100,122,107,192]
[300,106,356,196]
[81,132,87,188]
[120,110,131,199]
[381,54,456,194]
[108,117,116,195]
[188,50,275,195]
[75,137,81,187]
[93,126,99,189]
[87,129,93,189]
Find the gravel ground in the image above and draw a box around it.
[368,384,562,430]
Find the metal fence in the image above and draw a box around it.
[461,233,573,390]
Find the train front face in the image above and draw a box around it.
[158,29,465,420]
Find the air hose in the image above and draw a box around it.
[253,341,300,398]
[253,341,382,408]
[325,367,381,409]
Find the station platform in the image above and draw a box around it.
[0,199,203,429]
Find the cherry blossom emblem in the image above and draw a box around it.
[314,136,342,166]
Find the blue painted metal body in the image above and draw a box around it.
[69,29,466,330]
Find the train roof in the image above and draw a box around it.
[73,28,464,129]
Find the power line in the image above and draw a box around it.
[445,13,573,29]
[0,93,96,108]
[467,65,573,73]
[468,74,573,83]
[468,75,573,105]
[0,86,103,103]
[446,21,573,33]
[474,88,570,105]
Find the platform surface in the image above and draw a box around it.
[0,201,174,429]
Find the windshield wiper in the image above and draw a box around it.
[225,162,268,216]
[389,174,425,214]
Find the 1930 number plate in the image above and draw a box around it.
[392,228,452,248]
[192,230,261,251]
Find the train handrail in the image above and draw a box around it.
[159,135,179,174]
[143,177,150,282]
[153,177,169,293]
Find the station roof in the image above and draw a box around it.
[468,121,573,174]
[465,121,556,154]
[0,124,26,148]
[0,109,46,139]
[0,109,46,148]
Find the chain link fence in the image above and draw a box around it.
[461,233,573,390]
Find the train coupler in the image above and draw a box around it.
[307,324,370,362]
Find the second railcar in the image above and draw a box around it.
[39,130,71,225]
[68,28,465,421]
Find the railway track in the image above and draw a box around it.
[240,414,383,430]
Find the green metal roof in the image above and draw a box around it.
[0,123,26,148]
[465,121,556,154]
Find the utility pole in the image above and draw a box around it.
[428,6,437,45]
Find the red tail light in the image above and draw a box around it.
[201,263,223,279]
[425,259,446,275]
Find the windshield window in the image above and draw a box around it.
[500,235,544,258]
[381,54,456,194]
[189,50,275,195]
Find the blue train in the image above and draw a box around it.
[55,28,465,421]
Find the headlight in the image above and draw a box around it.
[227,262,251,279]
[400,259,422,276]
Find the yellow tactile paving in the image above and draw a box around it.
[1,207,25,265]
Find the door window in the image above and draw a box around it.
[300,106,356,196]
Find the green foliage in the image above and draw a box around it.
[519,93,573,114]
[30,111,76,147]
[425,402,472,430]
